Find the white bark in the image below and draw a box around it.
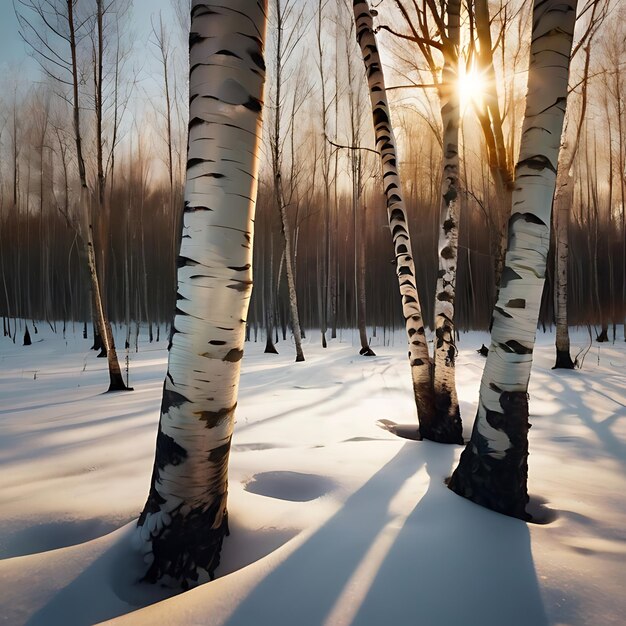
[353,1,435,433]
[137,0,267,586]
[432,0,462,439]
[449,0,577,519]
[478,0,577,454]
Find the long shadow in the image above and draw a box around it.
[547,370,626,470]
[351,445,548,626]
[224,443,426,626]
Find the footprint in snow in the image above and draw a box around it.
[243,471,337,502]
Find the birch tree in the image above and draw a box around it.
[448,0,578,519]
[269,0,306,362]
[354,0,457,442]
[17,0,131,390]
[137,0,268,587]
[379,0,464,440]
[553,0,606,368]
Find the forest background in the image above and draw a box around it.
[0,0,624,347]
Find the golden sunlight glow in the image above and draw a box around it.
[458,65,486,113]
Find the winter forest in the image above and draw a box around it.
[0,0,624,624]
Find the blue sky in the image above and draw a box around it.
[0,0,176,80]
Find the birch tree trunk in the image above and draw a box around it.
[431,0,463,443]
[448,0,578,519]
[137,0,267,587]
[353,0,437,438]
[271,0,305,362]
[553,179,576,368]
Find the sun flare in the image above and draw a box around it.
[458,66,486,111]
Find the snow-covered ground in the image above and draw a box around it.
[0,324,624,626]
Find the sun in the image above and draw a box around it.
[457,65,486,112]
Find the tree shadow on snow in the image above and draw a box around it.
[23,517,299,626]
[224,442,548,626]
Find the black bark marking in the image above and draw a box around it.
[223,348,244,362]
[243,97,263,112]
[185,205,212,212]
[228,264,251,272]
[197,405,235,428]
[506,299,526,308]
[494,305,513,318]
[209,340,227,345]
[189,116,206,130]
[177,255,198,268]
[187,158,212,169]
[189,32,206,48]
[443,187,458,205]
[510,212,546,227]
[216,49,242,59]
[498,340,533,355]
[500,266,523,288]
[516,154,556,174]
[443,218,456,234]
[161,385,190,414]
[389,209,405,222]
[440,246,454,260]
[226,281,251,292]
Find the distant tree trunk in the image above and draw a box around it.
[354,0,438,439]
[553,182,576,368]
[137,0,267,587]
[448,0,577,519]
[264,232,278,354]
[278,195,305,361]
[92,0,131,391]
[270,0,304,363]
[316,0,330,348]
[23,324,32,346]
[356,201,375,356]
[431,0,463,442]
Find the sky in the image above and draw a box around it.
[0,0,175,80]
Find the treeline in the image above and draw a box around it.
[1,154,622,336]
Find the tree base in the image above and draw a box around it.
[139,502,229,589]
[552,348,575,369]
[477,344,489,357]
[420,420,463,445]
[359,346,376,356]
[596,329,609,342]
[23,326,32,346]
[417,387,464,445]
[295,354,305,362]
[264,341,279,354]
[108,373,134,392]
[447,391,530,521]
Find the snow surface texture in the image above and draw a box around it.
[0,325,624,626]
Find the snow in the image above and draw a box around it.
[0,325,624,626]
